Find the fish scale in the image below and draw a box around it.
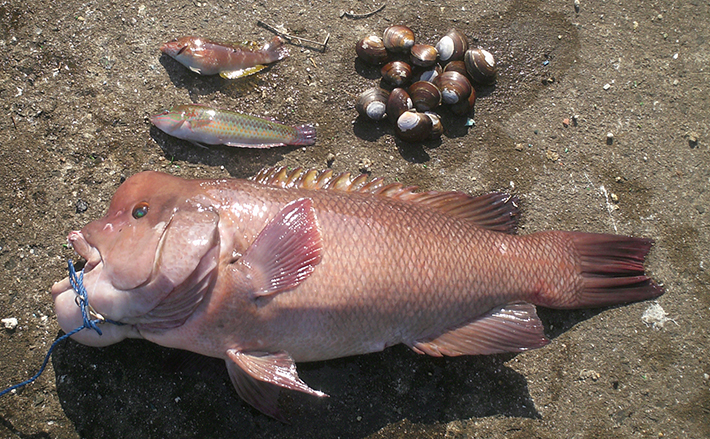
[196,107,294,143]
[190,183,567,360]
[51,167,662,419]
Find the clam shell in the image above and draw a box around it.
[464,48,497,85]
[386,88,414,124]
[383,25,416,53]
[443,60,470,80]
[425,111,444,140]
[355,35,390,65]
[436,28,468,63]
[433,71,472,105]
[450,86,476,115]
[395,110,433,142]
[356,87,390,120]
[415,64,443,83]
[410,44,438,67]
[381,61,413,87]
[409,81,442,112]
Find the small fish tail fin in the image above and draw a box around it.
[535,231,664,309]
[264,36,290,62]
[290,124,317,146]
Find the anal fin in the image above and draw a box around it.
[220,65,267,79]
[223,141,286,149]
[411,303,549,357]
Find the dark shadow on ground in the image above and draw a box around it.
[52,337,540,439]
[158,54,265,100]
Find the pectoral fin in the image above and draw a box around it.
[237,198,323,299]
[410,303,549,357]
[226,349,328,420]
[220,65,267,79]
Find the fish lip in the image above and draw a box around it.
[160,41,185,57]
[51,230,102,299]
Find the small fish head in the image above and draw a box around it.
[51,172,220,346]
[160,36,202,58]
[150,106,191,135]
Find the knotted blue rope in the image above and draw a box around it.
[0,260,123,397]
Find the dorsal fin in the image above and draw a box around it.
[250,167,519,233]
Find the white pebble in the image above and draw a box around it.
[2,317,18,330]
[642,302,676,330]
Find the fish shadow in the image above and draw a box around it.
[150,125,295,178]
[158,54,263,99]
[52,338,539,438]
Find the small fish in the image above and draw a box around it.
[150,104,316,149]
[51,167,663,420]
[160,36,289,79]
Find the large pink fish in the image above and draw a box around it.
[160,36,289,79]
[51,167,663,419]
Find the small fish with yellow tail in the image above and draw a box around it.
[150,104,316,149]
[161,36,289,79]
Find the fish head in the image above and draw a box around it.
[150,104,209,135]
[51,171,221,347]
[150,106,189,135]
[160,36,203,59]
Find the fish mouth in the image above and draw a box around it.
[51,230,102,299]
[160,41,186,58]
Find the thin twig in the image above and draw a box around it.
[257,20,330,53]
[339,3,386,19]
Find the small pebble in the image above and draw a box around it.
[642,302,676,330]
[2,317,18,330]
[562,118,570,127]
[574,0,580,12]
[686,131,699,148]
[606,132,614,145]
[358,158,372,173]
[579,369,600,381]
[76,199,89,214]
[325,152,336,166]
[603,83,611,90]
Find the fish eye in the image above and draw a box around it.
[132,202,149,219]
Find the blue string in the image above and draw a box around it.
[0,259,123,397]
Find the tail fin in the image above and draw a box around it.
[290,124,317,146]
[538,232,664,309]
[264,36,289,62]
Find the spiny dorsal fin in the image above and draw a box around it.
[250,167,519,233]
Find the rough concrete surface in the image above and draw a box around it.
[0,0,708,437]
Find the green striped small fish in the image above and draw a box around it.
[151,104,316,148]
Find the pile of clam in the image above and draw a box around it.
[355,25,497,142]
